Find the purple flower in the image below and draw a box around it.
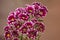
[18,13,29,21]
[27,29,37,39]
[24,21,34,28]
[12,30,19,37]
[34,22,45,32]
[38,7,47,17]
[19,25,28,34]
[14,8,26,19]
[26,5,35,14]
[32,2,48,17]
[41,6,48,12]
[4,31,12,39]
[32,2,41,10]
[7,14,16,24]
[34,7,48,18]
[14,38,18,40]
[4,26,10,31]
[14,23,22,30]
[14,10,21,19]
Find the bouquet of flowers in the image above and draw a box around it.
[4,2,48,40]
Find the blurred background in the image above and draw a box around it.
[0,0,60,40]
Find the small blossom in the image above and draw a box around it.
[4,31,12,39]
[4,26,10,31]
[33,2,41,10]
[14,8,26,19]
[34,22,45,32]
[7,14,16,24]
[26,5,35,14]
[12,30,19,37]
[32,2,48,18]
[19,26,28,34]
[27,29,37,39]
[34,8,47,18]
[24,21,34,28]
[14,23,22,30]
[8,14,15,21]
[38,8,47,17]
[14,38,18,40]
[18,13,29,21]
[14,10,21,19]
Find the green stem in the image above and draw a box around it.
[20,34,23,40]
[18,34,23,40]
[30,38,32,40]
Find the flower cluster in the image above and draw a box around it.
[4,2,48,40]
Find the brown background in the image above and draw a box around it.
[0,0,60,40]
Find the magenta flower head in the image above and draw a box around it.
[8,14,15,21]
[4,31,12,39]
[14,38,19,40]
[14,23,22,30]
[14,8,26,19]
[24,21,34,29]
[32,2,48,18]
[34,22,45,32]
[33,2,41,10]
[7,14,16,24]
[19,25,28,34]
[12,30,19,37]
[38,6,48,17]
[27,29,37,39]
[4,26,10,31]
[14,10,20,19]
[18,13,29,21]
[4,2,48,40]
[26,5,35,14]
